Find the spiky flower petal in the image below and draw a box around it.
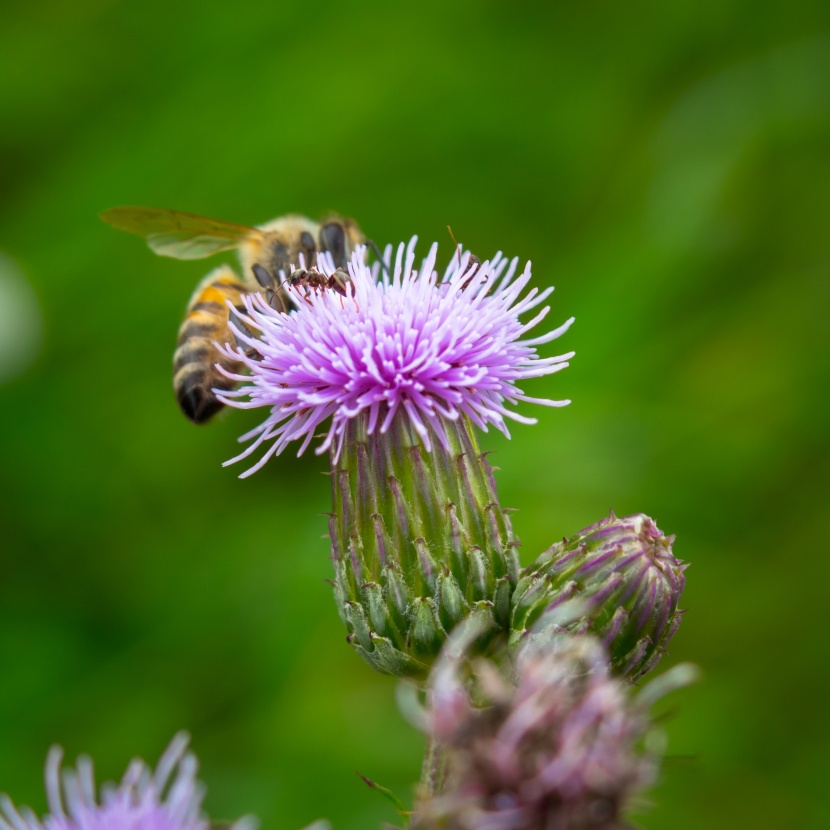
[218,239,574,475]
[510,513,686,680]
[0,734,254,830]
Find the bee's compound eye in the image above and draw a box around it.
[300,231,315,250]
[319,222,346,266]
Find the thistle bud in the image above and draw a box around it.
[510,513,686,680]
[330,412,520,681]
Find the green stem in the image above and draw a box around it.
[419,736,448,800]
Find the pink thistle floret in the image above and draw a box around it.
[0,734,254,830]
[218,237,575,476]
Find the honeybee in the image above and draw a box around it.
[100,207,364,423]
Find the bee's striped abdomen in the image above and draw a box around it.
[173,265,254,424]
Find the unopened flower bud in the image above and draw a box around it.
[510,513,686,680]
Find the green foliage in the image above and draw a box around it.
[1,2,829,829]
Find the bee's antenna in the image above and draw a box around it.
[447,225,463,268]
[367,239,391,277]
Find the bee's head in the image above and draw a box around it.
[239,214,319,282]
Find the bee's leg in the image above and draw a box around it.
[319,221,347,268]
[265,289,287,312]
[251,263,287,312]
[228,306,262,359]
[366,239,391,276]
[300,230,316,270]
[252,262,276,289]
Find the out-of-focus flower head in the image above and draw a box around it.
[218,239,574,474]
[0,733,255,830]
[415,622,697,830]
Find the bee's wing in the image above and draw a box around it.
[100,207,261,260]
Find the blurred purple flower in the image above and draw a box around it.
[218,239,574,475]
[0,734,254,830]
[416,626,696,830]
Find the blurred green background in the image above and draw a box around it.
[1,1,828,828]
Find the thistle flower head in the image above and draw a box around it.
[218,238,574,474]
[0,734,254,830]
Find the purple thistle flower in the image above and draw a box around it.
[218,238,574,475]
[217,236,573,679]
[0,734,254,830]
